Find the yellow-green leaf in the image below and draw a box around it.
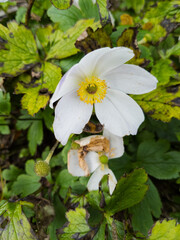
[16,62,61,116]
[46,19,95,60]
[0,21,39,77]
[0,201,37,240]
[149,219,180,240]
[132,81,180,122]
[151,59,176,86]
[50,0,72,10]
[58,208,90,239]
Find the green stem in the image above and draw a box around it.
[45,141,59,165]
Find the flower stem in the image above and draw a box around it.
[25,0,35,26]
[45,141,59,165]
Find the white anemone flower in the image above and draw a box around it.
[50,47,157,145]
[68,129,124,194]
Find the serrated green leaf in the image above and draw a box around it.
[151,59,176,86]
[149,219,180,240]
[0,21,39,77]
[58,208,90,239]
[46,19,95,60]
[16,62,61,116]
[137,139,180,179]
[12,160,41,197]
[106,169,148,214]
[0,201,37,240]
[132,81,180,122]
[50,0,72,10]
[130,179,162,235]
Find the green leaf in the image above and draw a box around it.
[16,62,61,116]
[12,160,41,197]
[93,220,106,240]
[106,169,148,214]
[27,117,43,155]
[149,219,180,240]
[0,201,37,240]
[86,190,102,210]
[166,41,180,58]
[58,208,90,239]
[130,179,162,235]
[137,139,180,179]
[46,19,95,60]
[96,0,110,25]
[151,59,176,86]
[0,91,11,114]
[2,165,23,181]
[125,0,145,13]
[0,21,39,77]
[56,169,78,198]
[50,0,72,10]
[132,81,180,122]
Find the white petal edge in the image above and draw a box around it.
[87,165,117,195]
[53,90,92,145]
[49,64,85,108]
[68,149,87,176]
[95,89,144,137]
[102,64,158,94]
[103,128,124,159]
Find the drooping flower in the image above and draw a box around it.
[68,129,124,194]
[50,47,157,145]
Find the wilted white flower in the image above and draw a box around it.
[68,129,124,194]
[50,47,157,145]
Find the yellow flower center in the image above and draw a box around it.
[77,76,107,104]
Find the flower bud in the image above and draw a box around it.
[99,155,108,164]
[34,160,50,177]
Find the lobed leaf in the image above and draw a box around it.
[57,208,90,239]
[0,21,39,77]
[106,169,148,214]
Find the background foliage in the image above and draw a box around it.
[0,0,180,239]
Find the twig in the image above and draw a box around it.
[25,0,35,26]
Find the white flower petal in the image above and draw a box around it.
[68,149,87,176]
[73,0,96,8]
[78,47,111,77]
[87,165,117,195]
[96,47,134,77]
[53,90,92,145]
[49,64,85,108]
[103,129,124,159]
[95,89,144,137]
[85,151,100,173]
[103,64,158,94]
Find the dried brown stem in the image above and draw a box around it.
[25,0,35,26]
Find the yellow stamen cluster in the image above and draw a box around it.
[77,76,107,104]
